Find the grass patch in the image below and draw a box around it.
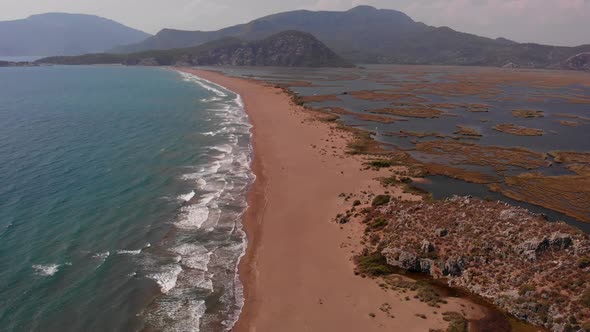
[347,130,374,155]
[368,217,388,231]
[355,252,394,276]
[581,289,590,307]
[372,194,391,206]
[368,159,396,168]
[412,280,445,306]
[577,256,590,269]
[380,176,400,186]
[443,312,467,332]
[518,283,535,296]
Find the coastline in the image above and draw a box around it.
[177,67,493,331]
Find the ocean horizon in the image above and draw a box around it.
[0,66,253,331]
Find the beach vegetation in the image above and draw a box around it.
[581,289,590,307]
[443,312,467,332]
[355,252,394,276]
[368,159,396,168]
[369,217,388,230]
[577,256,590,269]
[372,195,391,206]
[405,280,444,306]
[380,176,400,186]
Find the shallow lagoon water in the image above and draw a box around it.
[209,65,590,229]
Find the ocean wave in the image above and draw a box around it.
[148,264,182,294]
[179,72,227,98]
[32,263,60,276]
[160,70,254,331]
[145,298,206,332]
[175,191,221,230]
[116,249,142,255]
[223,222,249,330]
[92,251,110,260]
[178,190,195,202]
[201,127,231,137]
[209,144,233,154]
[172,243,212,271]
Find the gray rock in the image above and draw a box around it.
[418,259,433,273]
[516,234,573,260]
[441,256,465,276]
[382,248,432,273]
[499,209,517,220]
[549,233,572,250]
[515,237,550,260]
[435,228,448,237]
[421,240,435,253]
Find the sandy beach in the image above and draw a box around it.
[178,68,489,332]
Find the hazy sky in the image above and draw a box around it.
[0,0,588,46]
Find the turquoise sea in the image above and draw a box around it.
[0,66,253,331]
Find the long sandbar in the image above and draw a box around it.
[178,68,487,331]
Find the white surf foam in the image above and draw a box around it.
[117,249,142,255]
[92,251,110,260]
[209,144,233,154]
[163,69,255,331]
[172,244,212,271]
[146,298,206,332]
[32,264,60,277]
[148,264,182,294]
[179,72,227,97]
[175,191,221,230]
[178,190,196,202]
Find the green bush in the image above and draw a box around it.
[369,160,395,168]
[581,289,590,308]
[355,252,394,276]
[443,312,467,332]
[578,256,590,269]
[519,284,535,296]
[372,195,391,206]
[369,217,388,230]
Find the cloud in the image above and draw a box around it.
[0,0,587,46]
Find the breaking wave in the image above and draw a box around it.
[143,70,254,331]
[32,264,61,277]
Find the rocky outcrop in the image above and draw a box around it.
[435,228,448,237]
[421,240,435,253]
[441,256,466,277]
[137,57,158,66]
[502,62,518,68]
[177,31,353,67]
[382,248,433,273]
[565,52,590,71]
[38,31,354,68]
[358,196,590,331]
[515,233,573,261]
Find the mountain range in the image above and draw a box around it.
[0,13,150,56]
[38,31,353,68]
[3,7,590,70]
[112,5,590,70]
